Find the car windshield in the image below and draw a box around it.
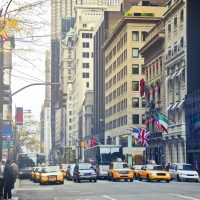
[42,167,60,173]
[113,163,128,169]
[134,165,143,170]
[178,164,194,171]
[147,165,164,170]
[78,164,92,170]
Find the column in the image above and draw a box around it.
[127,133,132,166]
[115,136,119,145]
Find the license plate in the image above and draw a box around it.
[49,177,56,181]
[84,173,91,176]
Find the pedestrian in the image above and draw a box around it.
[11,160,19,179]
[165,163,170,171]
[0,160,5,200]
[3,160,16,200]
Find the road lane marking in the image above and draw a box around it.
[102,195,117,200]
[168,193,200,200]
[80,192,93,195]
[14,187,53,191]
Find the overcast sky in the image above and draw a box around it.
[3,0,51,120]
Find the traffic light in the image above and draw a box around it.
[81,141,86,148]
[9,147,14,154]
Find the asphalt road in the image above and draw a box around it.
[13,178,200,200]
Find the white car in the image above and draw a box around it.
[169,163,199,182]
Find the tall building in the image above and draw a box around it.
[164,0,187,164]
[103,3,166,164]
[43,51,52,161]
[71,5,107,161]
[140,19,166,164]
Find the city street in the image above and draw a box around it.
[13,179,200,200]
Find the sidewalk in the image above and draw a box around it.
[13,179,20,200]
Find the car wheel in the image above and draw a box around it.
[125,179,128,182]
[177,175,181,182]
[60,181,64,184]
[130,179,133,182]
[134,173,137,180]
[195,179,199,183]
[94,179,97,182]
[138,175,143,181]
[112,174,115,182]
[90,180,92,182]
[147,175,151,182]
[166,180,170,183]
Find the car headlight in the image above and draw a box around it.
[166,173,170,176]
[150,173,157,176]
[180,173,186,176]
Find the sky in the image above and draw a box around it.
[2,0,51,120]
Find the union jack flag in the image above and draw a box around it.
[137,128,151,147]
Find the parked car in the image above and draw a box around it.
[108,162,134,182]
[131,165,143,179]
[73,163,97,183]
[66,164,75,180]
[169,163,199,182]
[40,166,64,185]
[96,165,109,179]
[60,164,69,178]
[138,165,171,182]
[18,167,32,179]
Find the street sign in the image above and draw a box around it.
[2,140,8,149]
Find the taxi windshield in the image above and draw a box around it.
[134,165,143,170]
[113,163,128,169]
[42,167,60,173]
[147,165,164,170]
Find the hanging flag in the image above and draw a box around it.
[193,113,200,132]
[128,127,141,139]
[153,115,164,132]
[137,128,151,147]
[87,137,97,148]
[0,8,3,17]
[157,113,169,133]
[3,34,8,42]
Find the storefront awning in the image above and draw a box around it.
[171,102,179,110]
[166,104,173,111]
[176,99,185,109]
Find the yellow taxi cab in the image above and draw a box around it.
[35,167,43,183]
[40,166,64,185]
[132,165,143,179]
[108,162,134,182]
[60,164,69,178]
[138,165,171,182]
[30,167,37,181]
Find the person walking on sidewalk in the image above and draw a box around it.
[3,160,16,200]
[0,160,5,200]
[11,160,19,179]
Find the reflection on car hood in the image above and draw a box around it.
[177,170,198,175]
[79,169,95,173]
[148,170,167,173]
[43,172,61,176]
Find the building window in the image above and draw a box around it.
[132,31,139,41]
[83,52,90,58]
[141,64,145,75]
[132,81,139,91]
[180,9,184,22]
[132,98,139,108]
[69,126,72,130]
[132,114,139,124]
[86,82,89,88]
[168,23,171,33]
[69,111,72,115]
[83,63,89,68]
[132,64,139,74]
[132,48,139,58]
[142,114,146,124]
[141,31,147,42]
[83,42,89,48]
[82,33,93,38]
[82,73,89,78]
[174,17,177,28]
[142,98,146,108]
[83,24,87,28]
[180,37,184,48]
